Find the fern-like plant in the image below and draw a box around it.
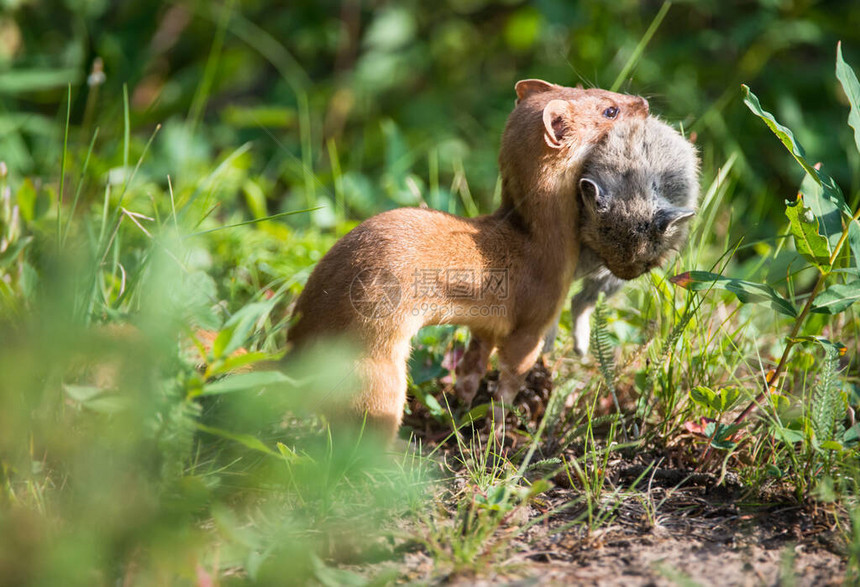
[810,339,844,446]
[590,294,634,439]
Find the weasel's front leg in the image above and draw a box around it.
[454,331,496,405]
[492,332,543,430]
[542,312,561,354]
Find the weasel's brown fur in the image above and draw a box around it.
[287,80,649,443]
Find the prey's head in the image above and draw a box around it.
[579,178,695,279]
[577,116,700,280]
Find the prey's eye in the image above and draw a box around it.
[603,106,619,119]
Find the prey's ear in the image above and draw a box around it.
[579,178,607,211]
[515,79,556,103]
[656,207,696,233]
[542,99,570,148]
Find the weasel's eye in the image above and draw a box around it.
[603,106,619,119]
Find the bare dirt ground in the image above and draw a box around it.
[514,485,844,585]
[389,362,850,585]
[389,469,847,586]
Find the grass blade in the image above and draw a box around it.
[123,84,130,189]
[610,1,671,92]
[62,127,100,246]
[57,84,71,247]
[185,207,320,237]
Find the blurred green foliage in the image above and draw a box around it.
[2,0,859,230]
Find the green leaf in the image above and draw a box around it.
[15,178,37,222]
[462,403,490,425]
[819,440,844,452]
[743,85,849,216]
[84,396,131,414]
[716,387,742,412]
[773,425,805,445]
[844,424,860,445]
[201,371,296,396]
[799,172,842,249]
[525,478,552,498]
[784,197,832,271]
[704,422,740,450]
[670,271,797,317]
[689,386,716,410]
[849,221,860,278]
[64,384,105,403]
[769,393,791,412]
[789,336,845,445]
[212,301,275,358]
[64,384,131,414]
[742,85,818,178]
[276,442,313,466]
[836,42,860,156]
[411,385,445,419]
[810,281,860,314]
[0,68,81,94]
[408,347,446,385]
[788,336,847,356]
[0,236,32,267]
[311,554,369,587]
[207,350,284,378]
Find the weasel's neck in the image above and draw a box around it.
[498,160,580,279]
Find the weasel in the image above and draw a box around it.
[287,80,649,443]
[541,116,700,356]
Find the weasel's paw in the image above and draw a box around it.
[454,372,482,406]
[483,403,509,437]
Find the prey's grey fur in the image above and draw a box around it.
[544,116,701,355]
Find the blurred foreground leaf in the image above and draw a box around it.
[201,370,295,395]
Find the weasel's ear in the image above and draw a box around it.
[656,207,696,233]
[579,178,606,211]
[542,99,570,148]
[515,79,556,103]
